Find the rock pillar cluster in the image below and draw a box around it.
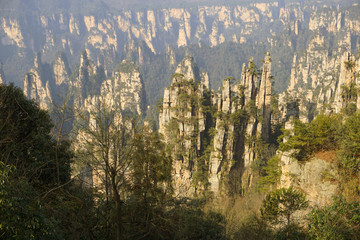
[159,53,273,196]
[159,56,211,196]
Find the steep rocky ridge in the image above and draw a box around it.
[280,150,338,209]
[158,45,360,198]
[23,52,65,110]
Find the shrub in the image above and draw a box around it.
[308,197,360,240]
[279,114,341,160]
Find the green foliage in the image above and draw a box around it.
[167,199,227,240]
[338,112,360,173]
[251,138,276,173]
[248,59,259,75]
[233,213,308,240]
[273,224,308,240]
[341,83,358,103]
[233,214,273,240]
[165,118,183,160]
[246,99,258,117]
[344,60,356,71]
[0,84,98,239]
[120,130,174,239]
[118,193,227,239]
[131,130,173,201]
[0,83,71,186]
[0,163,58,239]
[308,197,360,240]
[230,109,246,125]
[192,144,212,188]
[270,94,281,118]
[172,72,185,80]
[342,102,357,116]
[257,155,281,192]
[278,111,360,200]
[156,97,163,112]
[261,187,309,226]
[115,60,138,73]
[336,112,360,201]
[279,114,341,160]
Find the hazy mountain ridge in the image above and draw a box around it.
[1,0,359,104]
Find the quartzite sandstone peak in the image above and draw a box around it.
[159,53,273,195]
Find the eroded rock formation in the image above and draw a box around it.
[23,47,145,114]
[159,56,211,195]
[159,53,274,196]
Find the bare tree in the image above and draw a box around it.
[51,93,74,186]
[73,95,136,240]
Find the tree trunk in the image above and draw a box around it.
[287,213,291,226]
[111,172,122,240]
[115,200,122,240]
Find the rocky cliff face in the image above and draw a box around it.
[279,50,360,124]
[0,3,281,59]
[23,51,145,119]
[23,53,56,110]
[280,150,338,209]
[276,3,360,122]
[105,60,145,115]
[273,49,360,210]
[159,56,211,195]
[275,116,339,217]
[208,54,273,195]
[159,53,273,196]
[61,59,144,190]
[159,48,359,198]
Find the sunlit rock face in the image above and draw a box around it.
[0,62,6,84]
[158,55,210,196]
[279,49,360,124]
